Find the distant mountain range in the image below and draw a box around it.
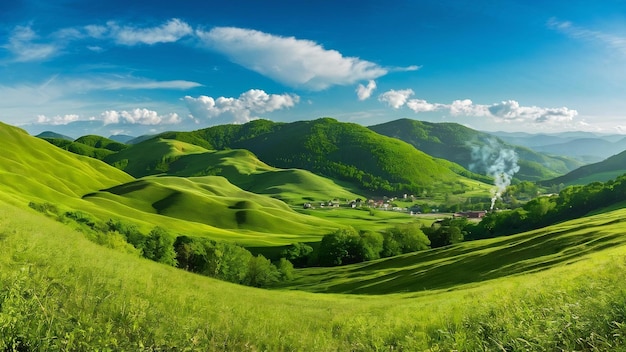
[491,131,626,162]
[541,149,626,186]
[369,119,583,181]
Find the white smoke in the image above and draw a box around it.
[469,139,520,211]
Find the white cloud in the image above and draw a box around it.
[356,80,377,101]
[487,100,577,122]
[36,114,80,125]
[184,89,299,124]
[450,99,489,116]
[4,25,58,62]
[197,27,392,90]
[379,90,578,124]
[378,89,414,109]
[101,108,180,125]
[406,99,444,113]
[109,18,193,45]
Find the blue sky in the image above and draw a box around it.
[1,0,625,138]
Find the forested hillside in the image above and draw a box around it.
[156,117,490,195]
[369,118,584,181]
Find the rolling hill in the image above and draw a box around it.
[0,122,341,245]
[540,149,626,186]
[0,122,134,204]
[104,138,364,204]
[83,175,340,238]
[369,118,584,181]
[39,134,129,160]
[155,117,492,195]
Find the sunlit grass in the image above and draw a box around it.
[3,201,626,350]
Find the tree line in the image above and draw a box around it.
[28,202,292,288]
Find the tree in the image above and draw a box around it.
[358,231,384,261]
[317,227,362,266]
[277,258,295,281]
[382,224,430,257]
[143,227,177,266]
[281,242,314,267]
[244,255,280,287]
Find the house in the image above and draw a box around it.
[454,211,487,219]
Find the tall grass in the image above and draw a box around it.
[2,201,626,350]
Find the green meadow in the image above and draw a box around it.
[4,120,626,350]
[3,200,626,351]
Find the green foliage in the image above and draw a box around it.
[358,231,384,261]
[541,148,626,186]
[281,242,314,267]
[141,227,178,266]
[467,173,626,239]
[422,218,466,248]
[5,197,626,350]
[155,118,488,195]
[381,223,430,257]
[369,118,584,181]
[173,235,288,287]
[244,255,281,287]
[41,135,128,160]
[318,228,362,266]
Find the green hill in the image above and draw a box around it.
[156,117,492,195]
[541,149,626,186]
[40,134,128,160]
[0,122,134,204]
[0,122,339,245]
[3,199,626,350]
[83,176,339,239]
[369,118,584,181]
[35,130,73,140]
[104,138,363,204]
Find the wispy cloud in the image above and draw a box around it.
[197,27,404,90]
[547,18,626,55]
[356,80,377,101]
[184,89,299,124]
[3,25,59,62]
[379,90,578,124]
[2,19,194,62]
[108,18,193,45]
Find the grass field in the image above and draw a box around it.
[280,207,626,294]
[2,200,626,351]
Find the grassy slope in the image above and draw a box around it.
[83,176,340,239]
[157,118,492,194]
[3,201,626,351]
[541,149,626,186]
[105,138,363,204]
[369,118,584,181]
[280,207,626,294]
[0,122,134,205]
[0,123,340,246]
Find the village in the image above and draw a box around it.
[302,194,487,219]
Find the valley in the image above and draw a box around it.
[2,117,626,350]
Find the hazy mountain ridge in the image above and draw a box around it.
[541,149,626,186]
[369,119,584,181]
[492,130,626,161]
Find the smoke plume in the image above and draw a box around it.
[469,139,520,210]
